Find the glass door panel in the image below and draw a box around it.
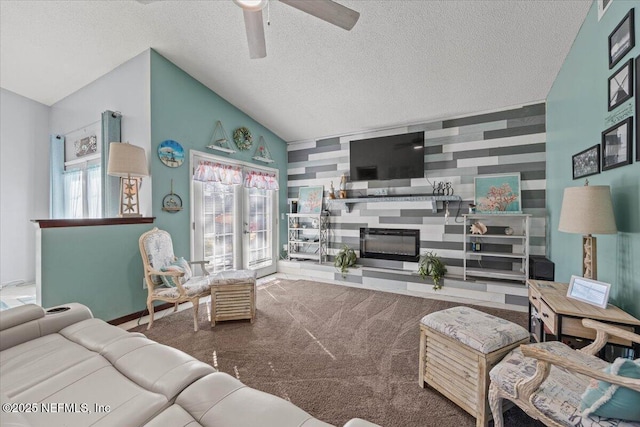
[243,187,276,276]
[195,181,239,274]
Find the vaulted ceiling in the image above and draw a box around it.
[0,0,591,142]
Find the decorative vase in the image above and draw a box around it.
[329,181,336,199]
[339,174,347,198]
[505,226,514,236]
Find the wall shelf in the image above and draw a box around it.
[334,195,462,213]
[463,214,530,283]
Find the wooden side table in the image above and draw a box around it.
[527,279,640,357]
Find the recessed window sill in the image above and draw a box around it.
[32,217,155,228]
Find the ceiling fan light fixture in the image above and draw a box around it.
[233,0,268,12]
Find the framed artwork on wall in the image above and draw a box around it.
[601,117,633,170]
[473,173,522,214]
[609,8,635,69]
[637,56,640,161]
[598,0,613,21]
[572,144,600,180]
[298,186,324,214]
[608,59,633,111]
[157,140,185,168]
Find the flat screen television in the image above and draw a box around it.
[349,131,424,181]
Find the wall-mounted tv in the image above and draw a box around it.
[349,131,424,181]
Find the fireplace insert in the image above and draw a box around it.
[360,228,420,262]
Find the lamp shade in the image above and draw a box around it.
[558,185,617,235]
[107,142,148,178]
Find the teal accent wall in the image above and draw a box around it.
[39,51,287,321]
[547,1,640,317]
[40,224,153,321]
[150,50,288,262]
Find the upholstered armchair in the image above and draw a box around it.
[139,227,213,331]
[489,319,640,427]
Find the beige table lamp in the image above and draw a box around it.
[107,142,148,217]
[558,182,617,280]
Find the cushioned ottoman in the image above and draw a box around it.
[418,306,529,427]
[210,270,257,327]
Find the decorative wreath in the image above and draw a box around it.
[233,127,253,150]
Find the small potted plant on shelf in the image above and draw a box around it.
[334,245,357,278]
[417,251,447,290]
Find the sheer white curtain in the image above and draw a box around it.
[86,165,102,218]
[63,166,102,218]
[63,170,83,219]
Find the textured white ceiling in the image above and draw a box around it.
[0,0,591,142]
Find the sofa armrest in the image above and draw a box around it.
[0,304,44,331]
[0,303,93,351]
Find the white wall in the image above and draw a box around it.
[49,49,152,215]
[0,89,50,286]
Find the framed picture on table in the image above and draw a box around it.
[567,275,611,309]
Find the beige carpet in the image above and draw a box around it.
[132,278,542,427]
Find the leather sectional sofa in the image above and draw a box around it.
[0,303,378,427]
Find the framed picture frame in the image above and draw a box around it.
[566,275,611,309]
[602,117,633,171]
[608,59,633,111]
[572,144,600,180]
[609,8,635,69]
[473,173,522,214]
[637,56,640,161]
[598,0,614,21]
[298,186,324,214]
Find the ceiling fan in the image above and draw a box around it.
[233,0,360,59]
[136,0,360,59]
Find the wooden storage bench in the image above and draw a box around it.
[210,270,257,327]
[418,306,529,427]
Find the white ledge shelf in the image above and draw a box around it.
[333,195,462,213]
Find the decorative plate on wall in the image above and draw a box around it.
[158,140,185,168]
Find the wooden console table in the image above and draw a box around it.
[527,279,640,357]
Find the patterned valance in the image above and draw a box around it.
[243,170,279,190]
[193,161,243,185]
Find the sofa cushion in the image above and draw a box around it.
[101,335,215,400]
[59,318,146,353]
[144,404,203,427]
[15,363,169,427]
[0,333,96,398]
[171,372,333,427]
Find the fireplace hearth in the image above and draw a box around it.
[360,228,420,262]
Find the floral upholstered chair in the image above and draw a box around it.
[139,227,213,331]
[489,319,640,427]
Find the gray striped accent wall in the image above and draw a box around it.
[287,102,546,284]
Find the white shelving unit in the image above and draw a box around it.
[287,213,329,264]
[463,214,530,282]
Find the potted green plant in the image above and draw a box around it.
[334,245,357,277]
[417,251,447,290]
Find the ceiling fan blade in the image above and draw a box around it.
[243,9,267,59]
[279,0,359,31]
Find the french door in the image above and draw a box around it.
[191,153,278,278]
